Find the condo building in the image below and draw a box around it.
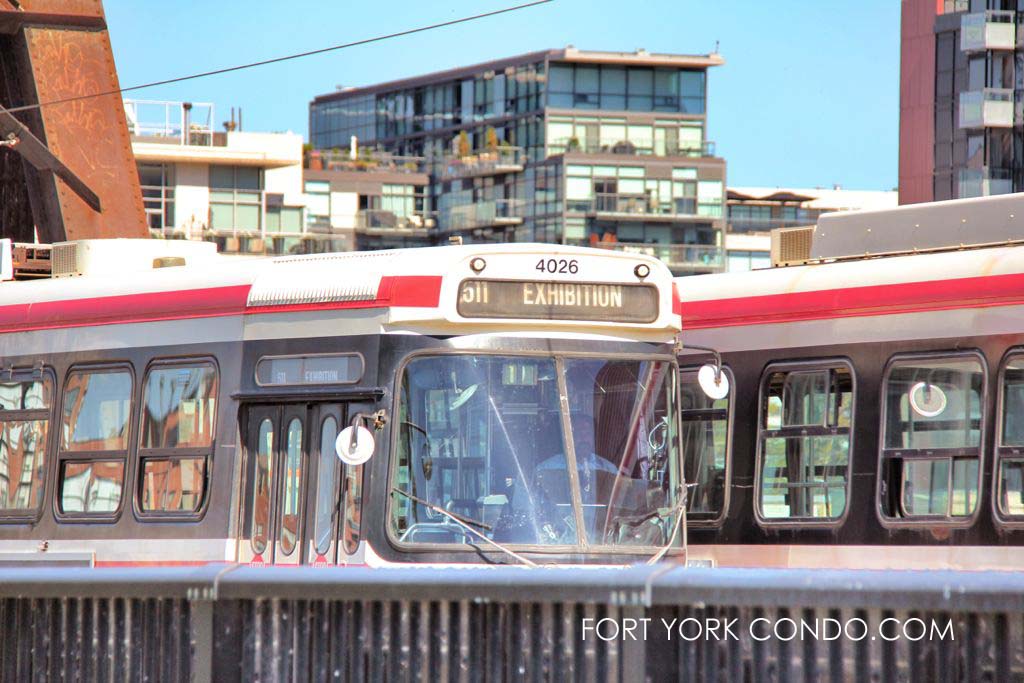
[308,47,728,275]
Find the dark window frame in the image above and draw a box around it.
[678,364,733,527]
[133,357,219,521]
[754,358,856,529]
[993,347,1024,527]
[0,366,56,523]
[875,350,987,529]
[54,362,135,523]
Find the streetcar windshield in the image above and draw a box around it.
[389,354,681,553]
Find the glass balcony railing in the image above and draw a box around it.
[440,147,525,179]
[959,88,1014,129]
[549,137,716,158]
[958,167,1013,198]
[444,199,525,231]
[728,216,818,234]
[125,99,221,147]
[353,210,434,233]
[567,192,703,218]
[961,10,1015,51]
[565,239,723,272]
[307,148,425,173]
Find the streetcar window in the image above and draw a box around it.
[59,460,124,513]
[140,364,217,449]
[389,354,683,550]
[680,366,732,521]
[57,366,133,518]
[343,461,363,555]
[995,354,1024,519]
[279,418,303,555]
[137,361,217,516]
[879,354,984,521]
[61,369,132,452]
[0,373,53,516]
[757,363,853,523]
[250,418,274,554]
[313,416,338,555]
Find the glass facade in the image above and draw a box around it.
[307,50,725,274]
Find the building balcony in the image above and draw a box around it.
[567,193,718,221]
[959,88,1014,129]
[550,137,715,158]
[961,10,1015,52]
[566,239,723,272]
[958,167,1013,198]
[125,100,221,146]
[440,147,525,180]
[307,148,424,173]
[728,216,817,234]
[445,199,524,231]
[353,210,435,234]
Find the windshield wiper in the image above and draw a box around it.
[391,487,538,568]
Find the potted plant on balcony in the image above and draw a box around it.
[305,144,323,171]
[566,136,581,152]
[457,130,471,159]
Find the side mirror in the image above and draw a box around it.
[336,425,375,465]
[909,381,946,417]
[697,364,729,400]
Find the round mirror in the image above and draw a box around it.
[909,381,946,418]
[448,383,478,410]
[335,425,375,465]
[697,364,729,400]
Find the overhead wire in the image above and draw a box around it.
[2,0,554,115]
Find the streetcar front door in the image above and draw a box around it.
[241,403,348,566]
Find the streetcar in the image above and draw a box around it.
[0,239,686,567]
[675,193,1024,570]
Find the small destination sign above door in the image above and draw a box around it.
[456,279,659,323]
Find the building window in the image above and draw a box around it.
[879,354,985,522]
[727,250,771,272]
[139,163,175,232]
[209,165,263,233]
[58,367,134,516]
[0,371,53,516]
[266,207,303,234]
[680,366,731,521]
[546,62,706,114]
[137,362,218,515]
[757,362,854,523]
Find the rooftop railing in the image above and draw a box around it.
[549,136,716,158]
[567,239,723,271]
[125,99,220,147]
[307,148,425,173]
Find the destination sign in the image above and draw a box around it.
[457,279,659,323]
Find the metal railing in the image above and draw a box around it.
[353,210,434,232]
[568,192,706,218]
[440,146,525,179]
[567,239,723,270]
[549,136,716,157]
[307,148,425,173]
[445,199,524,230]
[124,99,219,147]
[0,565,1021,681]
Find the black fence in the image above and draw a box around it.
[0,564,1023,681]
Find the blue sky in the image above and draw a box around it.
[104,0,899,190]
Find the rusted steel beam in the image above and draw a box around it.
[0,0,147,242]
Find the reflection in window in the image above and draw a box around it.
[997,356,1024,517]
[880,356,983,520]
[314,417,338,555]
[60,460,124,513]
[62,370,132,451]
[343,463,363,555]
[250,418,273,554]
[389,355,682,550]
[140,458,206,513]
[680,368,730,519]
[141,364,217,449]
[758,365,853,521]
[0,374,52,514]
[279,418,303,555]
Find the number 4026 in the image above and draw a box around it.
[535,258,579,274]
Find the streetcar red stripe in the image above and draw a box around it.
[0,284,251,333]
[681,271,1024,328]
[0,275,444,334]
